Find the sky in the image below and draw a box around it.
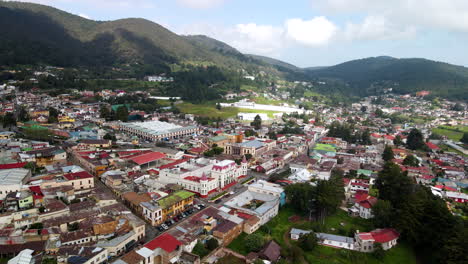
[9,0,468,67]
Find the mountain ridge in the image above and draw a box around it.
[1,1,468,101]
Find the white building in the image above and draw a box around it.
[158,158,248,197]
[237,113,269,121]
[317,233,355,250]
[118,121,200,142]
[355,229,399,252]
[0,169,31,200]
[224,190,279,226]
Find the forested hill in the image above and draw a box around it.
[305,56,468,101]
[0,1,283,76]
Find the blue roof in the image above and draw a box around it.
[240,140,264,148]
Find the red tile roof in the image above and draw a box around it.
[0,162,28,170]
[63,171,93,180]
[130,152,166,165]
[145,233,181,253]
[370,228,400,243]
[426,142,440,150]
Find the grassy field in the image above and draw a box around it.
[439,144,468,157]
[252,96,287,106]
[305,243,417,264]
[177,102,280,119]
[227,207,417,264]
[432,125,467,141]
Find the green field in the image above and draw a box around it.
[432,125,467,141]
[252,96,287,106]
[305,243,417,264]
[178,102,280,119]
[227,207,417,264]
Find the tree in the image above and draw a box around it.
[372,200,393,228]
[461,132,468,144]
[116,106,129,122]
[17,105,30,122]
[99,105,111,119]
[382,145,394,162]
[206,238,219,250]
[251,114,262,130]
[2,112,16,128]
[375,108,385,118]
[403,155,420,167]
[393,135,403,146]
[361,129,372,145]
[245,233,264,252]
[244,129,257,137]
[451,103,464,111]
[103,133,116,141]
[299,232,318,251]
[407,128,425,150]
[375,162,412,207]
[48,107,59,123]
[372,243,385,260]
[192,242,209,257]
[360,105,368,113]
[285,183,315,215]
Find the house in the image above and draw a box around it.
[316,233,355,250]
[248,180,286,206]
[144,233,183,264]
[213,219,242,246]
[258,240,281,262]
[224,190,279,226]
[349,194,378,219]
[0,169,32,200]
[355,228,399,252]
[290,228,311,240]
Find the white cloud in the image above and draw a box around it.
[285,17,337,46]
[317,0,468,32]
[344,16,416,41]
[176,0,225,9]
[177,22,284,56]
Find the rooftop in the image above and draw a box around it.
[0,168,30,185]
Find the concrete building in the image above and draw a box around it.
[248,180,286,206]
[0,169,31,200]
[224,190,279,227]
[118,121,200,142]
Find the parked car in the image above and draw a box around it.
[156,226,164,232]
[161,224,169,230]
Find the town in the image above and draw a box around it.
[0,67,466,264]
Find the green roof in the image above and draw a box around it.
[157,190,194,209]
[111,104,131,112]
[23,124,48,130]
[210,135,228,142]
[314,144,336,152]
[357,169,373,176]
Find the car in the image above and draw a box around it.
[156,226,164,232]
[165,221,172,226]
[173,217,179,222]
[161,224,168,230]
[182,212,187,217]
[215,199,222,204]
[170,219,176,225]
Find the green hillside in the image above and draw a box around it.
[0,1,279,75]
[305,56,468,101]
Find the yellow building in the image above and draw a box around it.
[159,190,195,219]
[58,115,75,123]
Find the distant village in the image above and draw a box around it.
[0,68,467,264]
